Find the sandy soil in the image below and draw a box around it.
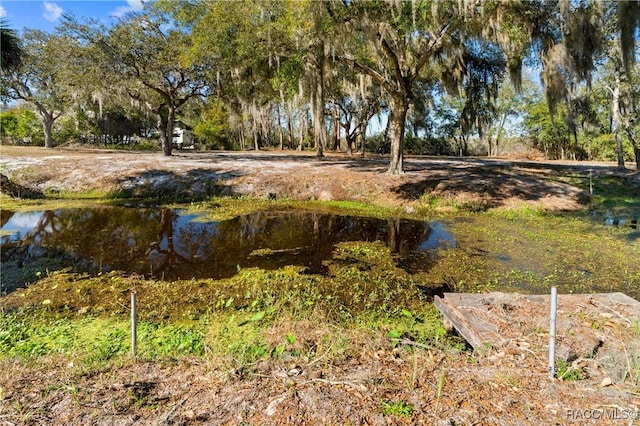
[1,146,639,425]
[3,145,637,212]
[2,325,639,426]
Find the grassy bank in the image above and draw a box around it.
[2,193,638,370]
[1,241,459,377]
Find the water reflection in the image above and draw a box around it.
[1,207,454,287]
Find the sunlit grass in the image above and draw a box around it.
[589,175,640,211]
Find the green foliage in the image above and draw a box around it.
[0,312,206,365]
[137,322,205,358]
[0,29,82,147]
[0,111,17,135]
[366,134,390,155]
[403,135,455,156]
[522,97,574,160]
[0,107,43,145]
[556,359,585,381]
[193,100,233,150]
[487,204,546,221]
[586,133,635,162]
[0,314,129,362]
[0,1,634,163]
[271,55,303,98]
[53,115,82,145]
[381,400,414,417]
[1,20,23,71]
[588,133,617,160]
[589,175,640,211]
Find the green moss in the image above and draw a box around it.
[0,193,116,212]
[180,197,400,223]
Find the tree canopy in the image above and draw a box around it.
[1,0,638,169]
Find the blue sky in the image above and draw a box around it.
[0,0,145,33]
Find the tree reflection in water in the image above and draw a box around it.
[0,207,455,287]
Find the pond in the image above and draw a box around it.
[0,207,455,292]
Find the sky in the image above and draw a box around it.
[0,0,145,33]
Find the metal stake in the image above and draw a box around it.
[131,291,137,357]
[548,286,557,378]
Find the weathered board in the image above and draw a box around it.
[434,292,640,359]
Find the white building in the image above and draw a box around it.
[172,125,193,149]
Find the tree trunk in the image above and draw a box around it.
[153,104,173,157]
[331,108,340,151]
[239,125,246,151]
[360,123,366,158]
[42,115,55,149]
[626,129,640,171]
[286,110,294,150]
[612,73,625,170]
[345,130,353,156]
[36,106,56,149]
[277,105,284,150]
[346,114,357,156]
[310,42,326,158]
[297,109,306,151]
[387,217,401,253]
[253,129,260,151]
[280,90,294,150]
[387,96,408,175]
[356,121,367,158]
[161,107,176,156]
[250,113,260,151]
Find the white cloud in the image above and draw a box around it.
[42,1,63,22]
[0,6,7,19]
[111,0,145,19]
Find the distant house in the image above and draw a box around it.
[172,123,193,149]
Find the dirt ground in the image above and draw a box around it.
[1,146,639,425]
[2,145,636,211]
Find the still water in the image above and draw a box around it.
[1,207,454,284]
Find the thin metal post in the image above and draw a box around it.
[548,286,557,378]
[131,291,137,357]
[589,171,593,195]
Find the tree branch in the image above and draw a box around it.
[378,29,405,89]
[413,24,451,80]
[335,55,394,95]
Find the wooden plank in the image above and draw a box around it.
[435,295,488,352]
[434,292,640,356]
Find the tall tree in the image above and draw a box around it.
[176,0,287,152]
[599,1,640,169]
[289,0,333,157]
[0,30,77,148]
[488,1,638,167]
[458,41,506,156]
[69,7,209,156]
[328,1,512,174]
